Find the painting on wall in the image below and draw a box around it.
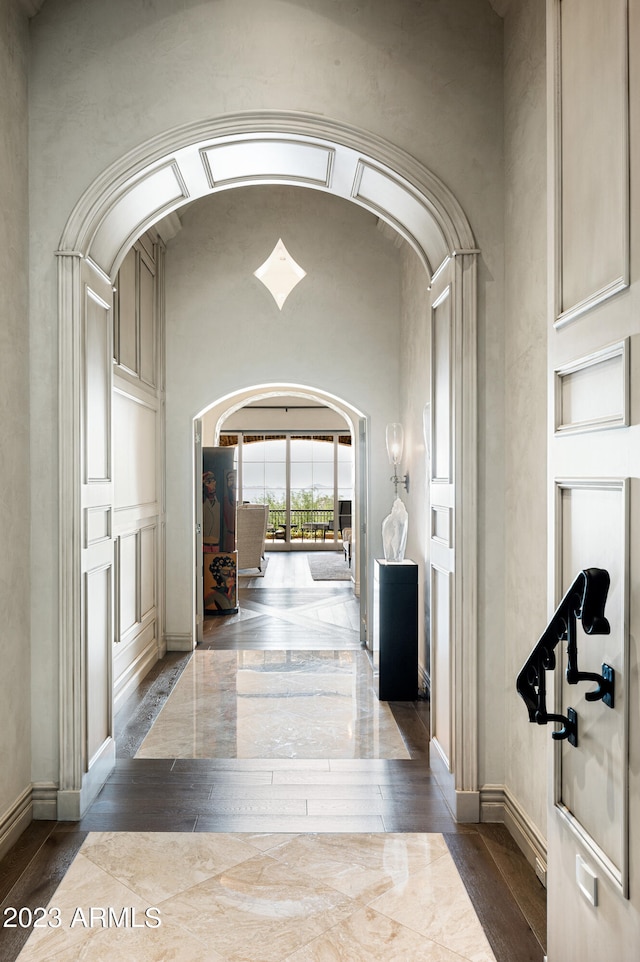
[203,446,238,614]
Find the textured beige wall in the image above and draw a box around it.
[0,0,31,826]
[503,0,548,843]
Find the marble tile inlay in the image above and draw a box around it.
[136,650,410,759]
[16,833,497,962]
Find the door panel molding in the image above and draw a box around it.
[552,477,629,896]
[428,252,479,821]
[549,0,630,328]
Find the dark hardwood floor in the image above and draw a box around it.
[0,553,546,962]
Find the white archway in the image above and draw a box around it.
[56,111,478,819]
[195,382,369,642]
[59,111,477,280]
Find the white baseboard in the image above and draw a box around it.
[113,640,159,710]
[480,783,547,882]
[32,782,58,820]
[479,783,506,823]
[429,740,480,822]
[0,786,33,860]
[57,737,116,821]
[165,633,194,652]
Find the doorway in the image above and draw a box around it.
[57,113,478,820]
[195,385,369,649]
[226,432,353,551]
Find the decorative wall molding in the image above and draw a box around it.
[454,252,479,800]
[430,740,480,823]
[553,477,630,897]
[83,286,112,485]
[480,784,548,881]
[113,636,159,710]
[84,505,112,548]
[431,505,452,547]
[430,283,453,483]
[549,0,630,328]
[0,786,33,862]
[57,738,116,821]
[428,250,479,818]
[31,783,58,820]
[165,633,195,652]
[554,338,629,435]
[59,112,476,281]
[200,139,334,190]
[90,161,189,276]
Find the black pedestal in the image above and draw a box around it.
[374,559,418,701]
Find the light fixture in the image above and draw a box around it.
[422,401,431,464]
[386,422,409,496]
[253,238,306,310]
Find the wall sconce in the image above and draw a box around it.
[422,402,431,464]
[386,422,409,496]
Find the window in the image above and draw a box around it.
[223,432,353,547]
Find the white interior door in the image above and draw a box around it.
[428,260,455,787]
[194,419,203,644]
[357,416,368,645]
[545,0,640,954]
[427,251,479,824]
[63,257,116,816]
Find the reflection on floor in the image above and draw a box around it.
[17,833,497,962]
[2,553,546,962]
[136,650,410,759]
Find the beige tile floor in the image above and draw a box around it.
[136,650,411,759]
[16,833,497,962]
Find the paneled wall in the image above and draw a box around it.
[546,0,640,955]
[112,232,165,707]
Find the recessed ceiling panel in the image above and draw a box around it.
[353,162,448,272]
[200,140,333,188]
[89,162,188,274]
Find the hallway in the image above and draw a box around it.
[0,554,545,961]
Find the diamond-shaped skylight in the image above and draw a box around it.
[253,239,307,310]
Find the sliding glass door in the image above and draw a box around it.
[222,432,353,550]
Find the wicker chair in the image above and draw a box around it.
[236,504,269,571]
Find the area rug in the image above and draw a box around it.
[307,553,351,581]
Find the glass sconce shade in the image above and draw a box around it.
[386,422,404,466]
[422,402,431,462]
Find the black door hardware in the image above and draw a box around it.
[516,568,615,748]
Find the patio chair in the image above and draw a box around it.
[237,504,269,570]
